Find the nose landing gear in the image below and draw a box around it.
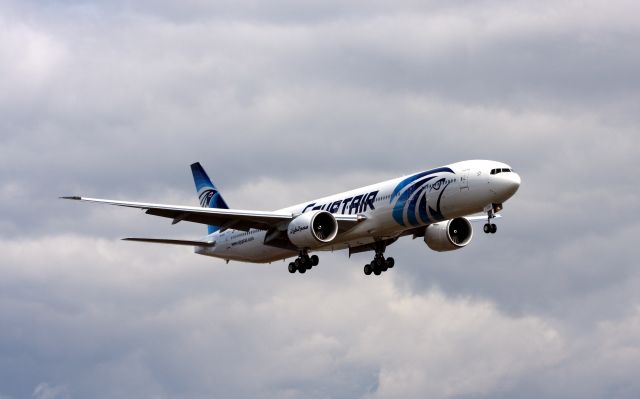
[483,222,497,234]
[483,206,498,234]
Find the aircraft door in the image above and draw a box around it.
[458,169,470,190]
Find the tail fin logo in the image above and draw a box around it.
[191,162,228,234]
[199,189,215,208]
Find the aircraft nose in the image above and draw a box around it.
[503,172,521,197]
[492,172,521,200]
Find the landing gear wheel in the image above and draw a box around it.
[365,242,395,276]
[484,223,491,234]
[291,252,318,274]
[386,257,395,269]
[490,223,497,234]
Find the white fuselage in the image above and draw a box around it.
[195,160,521,263]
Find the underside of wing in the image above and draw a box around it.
[465,214,502,222]
[333,214,367,232]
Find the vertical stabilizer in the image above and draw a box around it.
[190,162,229,234]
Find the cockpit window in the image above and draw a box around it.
[491,168,512,175]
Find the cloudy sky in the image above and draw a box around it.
[1,0,640,398]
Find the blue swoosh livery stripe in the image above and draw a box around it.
[390,167,455,226]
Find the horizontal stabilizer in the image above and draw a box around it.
[122,238,215,247]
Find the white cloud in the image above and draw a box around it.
[32,383,69,399]
[0,21,66,91]
[1,0,639,397]
[0,236,567,398]
[4,234,639,399]
[348,291,564,398]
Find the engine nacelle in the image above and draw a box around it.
[287,211,338,249]
[424,217,473,252]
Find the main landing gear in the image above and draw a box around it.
[288,251,319,274]
[363,243,394,276]
[483,208,498,234]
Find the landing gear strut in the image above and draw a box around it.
[483,207,497,234]
[288,251,319,274]
[363,242,394,276]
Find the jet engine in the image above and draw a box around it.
[424,217,473,252]
[287,211,338,249]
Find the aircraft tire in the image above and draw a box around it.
[483,223,491,234]
[298,266,307,274]
[490,224,497,234]
[373,268,382,276]
[310,255,319,266]
[364,264,372,275]
[288,263,296,273]
[386,257,395,268]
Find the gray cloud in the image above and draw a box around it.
[1,0,639,397]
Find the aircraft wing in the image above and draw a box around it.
[61,196,363,232]
[465,214,502,222]
[122,238,216,246]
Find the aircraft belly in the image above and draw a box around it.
[229,232,295,263]
[315,209,397,252]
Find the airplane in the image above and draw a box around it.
[62,160,521,276]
